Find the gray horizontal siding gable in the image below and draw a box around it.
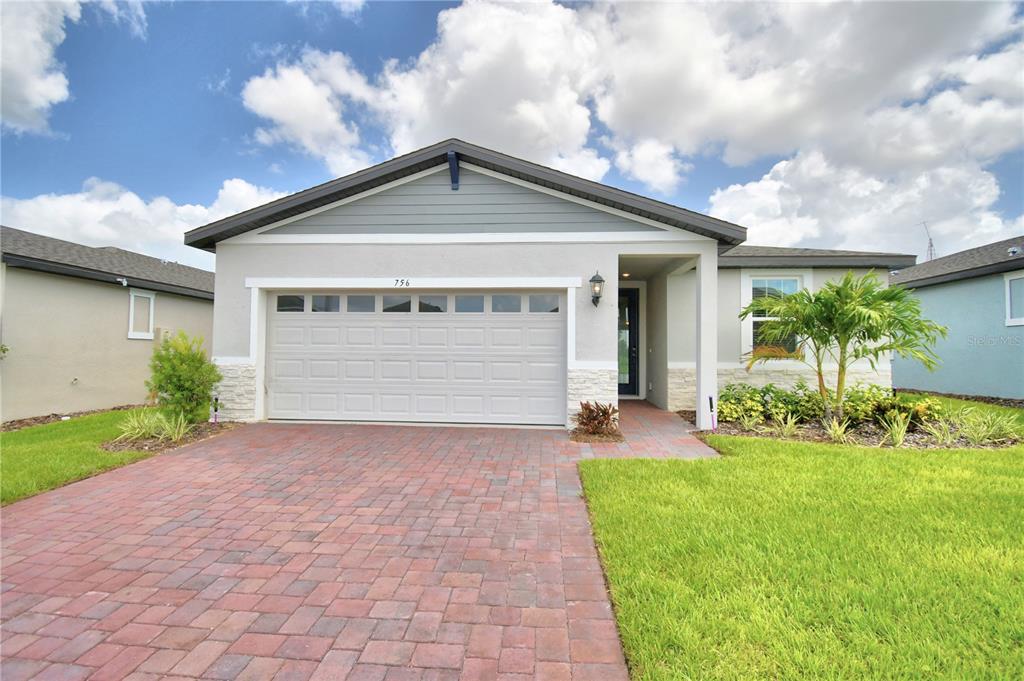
[264,168,663,235]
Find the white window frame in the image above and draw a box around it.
[1006,271,1024,327]
[128,288,156,340]
[740,270,811,361]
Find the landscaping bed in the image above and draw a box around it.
[698,382,1023,449]
[2,404,141,432]
[102,419,235,453]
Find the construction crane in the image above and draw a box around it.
[920,221,936,261]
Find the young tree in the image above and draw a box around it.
[146,332,222,423]
[740,272,946,420]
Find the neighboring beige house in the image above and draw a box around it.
[0,226,214,422]
[184,139,915,429]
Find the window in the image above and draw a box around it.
[491,294,522,312]
[529,294,559,313]
[347,295,375,312]
[312,295,340,312]
[128,289,155,340]
[455,295,484,313]
[276,295,305,312]
[1007,273,1024,326]
[383,295,411,312]
[750,277,800,357]
[418,295,447,312]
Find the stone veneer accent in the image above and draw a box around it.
[214,361,258,421]
[567,368,618,418]
[668,364,893,411]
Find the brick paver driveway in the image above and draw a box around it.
[2,403,713,680]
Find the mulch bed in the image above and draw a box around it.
[2,405,142,432]
[696,419,1020,449]
[569,429,626,443]
[102,421,237,454]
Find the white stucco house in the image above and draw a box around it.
[185,140,915,429]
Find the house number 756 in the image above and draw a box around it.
[394,278,411,287]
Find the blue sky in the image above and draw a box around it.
[2,1,1021,270]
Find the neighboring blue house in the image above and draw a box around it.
[890,236,1024,400]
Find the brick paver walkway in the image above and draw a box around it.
[1,403,714,680]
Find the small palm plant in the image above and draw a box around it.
[741,272,946,420]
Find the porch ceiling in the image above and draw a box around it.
[619,254,695,280]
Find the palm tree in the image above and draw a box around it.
[740,271,946,420]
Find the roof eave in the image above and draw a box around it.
[719,255,917,269]
[893,259,1024,289]
[1,253,214,300]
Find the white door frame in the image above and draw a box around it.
[246,277,582,422]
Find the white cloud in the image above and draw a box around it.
[242,54,372,176]
[95,0,147,39]
[0,178,284,270]
[709,151,1023,257]
[235,1,1022,257]
[1,0,147,134]
[243,2,612,180]
[1,1,81,134]
[286,0,365,19]
[612,139,690,194]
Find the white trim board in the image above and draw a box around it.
[223,231,709,246]
[244,277,583,290]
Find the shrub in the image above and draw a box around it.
[842,384,891,424]
[879,410,911,447]
[115,409,195,443]
[717,384,766,424]
[772,412,800,438]
[115,409,165,441]
[823,417,851,444]
[922,416,957,447]
[574,402,620,436]
[958,410,1021,446]
[737,411,762,432]
[146,332,221,423]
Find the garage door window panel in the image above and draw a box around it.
[383,295,412,312]
[419,295,448,313]
[492,295,522,313]
[529,294,559,313]
[347,295,376,312]
[277,295,305,312]
[455,295,484,313]
[312,295,340,312]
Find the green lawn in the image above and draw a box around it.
[580,436,1024,680]
[1,411,151,505]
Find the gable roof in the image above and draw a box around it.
[720,245,916,269]
[1,226,214,300]
[184,138,748,250]
[889,236,1024,289]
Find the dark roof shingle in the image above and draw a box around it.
[889,236,1024,288]
[720,245,916,269]
[1,226,214,298]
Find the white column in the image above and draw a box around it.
[695,249,718,429]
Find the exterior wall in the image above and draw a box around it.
[212,240,715,421]
[0,267,213,421]
[893,272,1024,399]
[666,266,892,411]
[266,167,661,235]
[645,272,669,409]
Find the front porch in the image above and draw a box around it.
[614,252,718,429]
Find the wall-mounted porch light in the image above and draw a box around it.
[590,271,605,307]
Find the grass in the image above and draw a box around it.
[1,411,152,505]
[580,436,1024,680]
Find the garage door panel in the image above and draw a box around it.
[268,290,565,424]
[380,360,412,380]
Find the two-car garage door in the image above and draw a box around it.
[266,291,566,425]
